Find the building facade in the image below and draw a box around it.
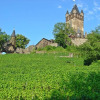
[2,30,16,53]
[35,38,58,49]
[66,4,84,38]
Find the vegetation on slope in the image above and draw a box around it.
[0,54,100,100]
[78,25,100,65]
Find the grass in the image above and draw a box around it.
[0,53,100,100]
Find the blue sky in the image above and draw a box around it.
[0,0,100,46]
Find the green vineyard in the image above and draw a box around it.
[0,53,100,100]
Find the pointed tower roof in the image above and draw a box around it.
[66,10,69,14]
[11,30,16,37]
[71,4,80,14]
[81,10,83,13]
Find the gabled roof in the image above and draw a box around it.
[35,38,51,46]
[71,4,80,14]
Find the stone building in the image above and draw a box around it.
[1,30,35,54]
[35,38,58,49]
[66,4,84,38]
[2,30,16,53]
[15,45,35,54]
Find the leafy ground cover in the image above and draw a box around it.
[0,53,100,100]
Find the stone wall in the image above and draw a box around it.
[49,43,59,47]
[15,45,35,54]
[36,38,53,49]
[71,38,87,46]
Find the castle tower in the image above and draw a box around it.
[66,4,84,38]
[10,29,16,46]
[85,32,87,38]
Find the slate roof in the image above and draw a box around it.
[71,4,80,14]
[81,10,83,13]
[35,38,53,46]
[66,10,69,14]
[11,30,16,37]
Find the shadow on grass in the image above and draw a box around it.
[16,72,100,100]
[45,72,100,100]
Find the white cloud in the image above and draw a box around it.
[93,1,100,11]
[58,5,62,8]
[94,1,98,6]
[97,7,100,10]
[77,4,83,8]
[84,7,88,11]
[93,8,97,12]
[96,15,100,20]
[88,11,94,15]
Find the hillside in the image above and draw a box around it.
[0,53,100,100]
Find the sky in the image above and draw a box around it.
[0,0,100,46]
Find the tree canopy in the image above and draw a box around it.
[53,22,75,48]
[16,34,30,49]
[78,25,100,65]
[0,29,10,51]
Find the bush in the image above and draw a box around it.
[84,51,100,66]
[66,45,77,52]
[44,45,56,51]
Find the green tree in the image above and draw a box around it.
[16,34,30,49]
[0,28,6,35]
[78,25,100,65]
[53,22,75,48]
[0,29,10,51]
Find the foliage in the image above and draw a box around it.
[0,29,10,50]
[16,34,30,49]
[53,23,75,48]
[78,25,100,65]
[66,44,77,52]
[44,45,56,51]
[37,45,66,53]
[0,54,100,99]
[0,28,6,35]
[84,51,100,65]
[54,32,70,48]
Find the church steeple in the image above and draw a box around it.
[11,29,16,37]
[10,29,16,46]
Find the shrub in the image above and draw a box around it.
[44,45,56,51]
[84,51,100,66]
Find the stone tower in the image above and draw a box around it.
[10,29,16,46]
[66,4,84,38]
[2,30,16,53]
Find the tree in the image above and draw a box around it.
[0,29,10,51]
[54,32,70,48]
[78,25,100,65]
[53,22,75,48]
[16,34,30,49]
[0,28,6,35]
